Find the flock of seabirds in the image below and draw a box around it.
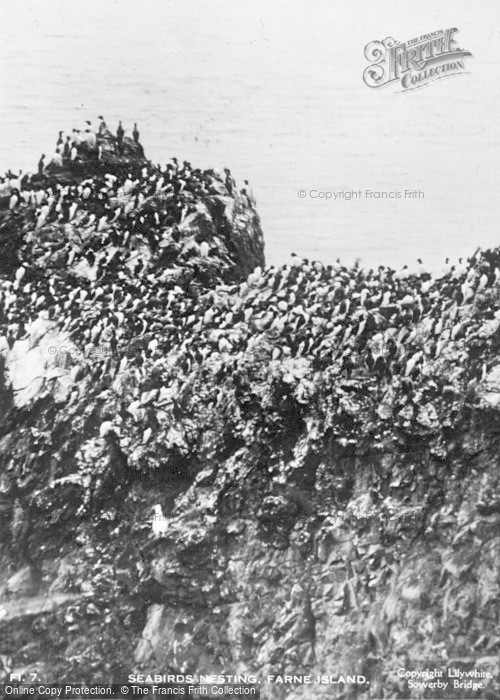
[0,118,499,427]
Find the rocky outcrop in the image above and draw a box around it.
[1,125,500,699]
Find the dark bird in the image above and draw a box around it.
[117,120,124,143]
[98,115,107,134]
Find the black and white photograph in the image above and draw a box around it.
[0,2,499,698]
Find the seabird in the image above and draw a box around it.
[152,504,168,537]
[85,129,97,149]
[99,421,120,438]
[98,115,107,134]
[15,266,26,282]
[9,191,19,210]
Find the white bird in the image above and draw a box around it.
[70,365,83,382]
[451,322,464,340]
[51,152,63,167]
[420,279,432,294]
[382,290,392,306]
[36,204,50,229]
[435,339,445,358]
[453,260,467,279]
[400,294,414,307]
[356,318,367,337]
[86,130,97,148]
[68,202,78,221]
[270,316,286,332]
[405,351,423,376]
[416,258,427,276]
[463,284,475,302]
[199,241,210,257]
[247,266,262,285]
[152,504,168,538]
[218,337,232,353]
[99,421,120,438]
[360,288,369,307]
[203,308,215,325]
[477,273,488,292]
[438,258,451,278]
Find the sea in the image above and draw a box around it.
[0,0,499,270]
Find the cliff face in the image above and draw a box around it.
[1,129,500,699]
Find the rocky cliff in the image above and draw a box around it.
[0,126,500,700]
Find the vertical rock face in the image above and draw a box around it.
[119,411,500,699]
[205,192,266,279]
[1,123,500,698]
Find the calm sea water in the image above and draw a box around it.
[1,0,499,269]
